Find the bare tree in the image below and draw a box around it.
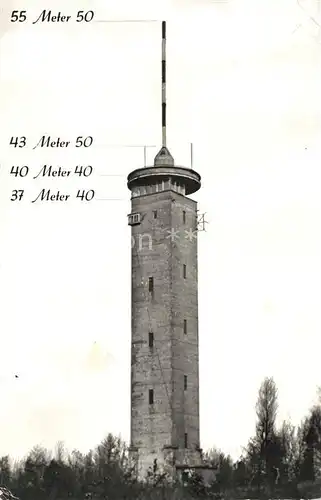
[247,377,279,496]
[255,377,278,449]
[54,441,66,464]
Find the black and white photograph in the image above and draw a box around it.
[0,0,320,498]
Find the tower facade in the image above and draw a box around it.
[127,147,202,480]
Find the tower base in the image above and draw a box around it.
[128,446,216,486]
[176,464,217,487]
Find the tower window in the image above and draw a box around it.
[184,375,187,390]
[148,277,154,292]
[153,210,157,219]
[149,389,154,405]
[184,433,188,448]
[183,264,186,279]
[128,213,141,226]
[184,319,187,334]
[149,332,154,348]
[183,210,186,224]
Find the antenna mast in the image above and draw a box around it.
[162,21,166,148]
[154,21,174,166]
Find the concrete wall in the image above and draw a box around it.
[130,184,200,479]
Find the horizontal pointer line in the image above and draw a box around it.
[96,198,126,201]
[94,144,156,148]
[94,20,159,23]
[99,174,125,177]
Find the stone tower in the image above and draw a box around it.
[127,145,203,480]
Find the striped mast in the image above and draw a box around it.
[154,20,173,166]
[162,21,166,148]
[309,0,320,42]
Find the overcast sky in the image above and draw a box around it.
[0,0,320,461]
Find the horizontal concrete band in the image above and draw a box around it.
[127,165,201,195]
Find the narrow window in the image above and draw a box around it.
[149,389,154,405]
[153,210,157,219]
[184,375,187,390]
[183,264,186,279]
[148,277,154,292]
[183,210,186,224]
[184,433,188,448]
[184,319,187,334]
[128,213,141,226]
[149,332,154,348]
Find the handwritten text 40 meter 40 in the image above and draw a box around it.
[10,165,93,178]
